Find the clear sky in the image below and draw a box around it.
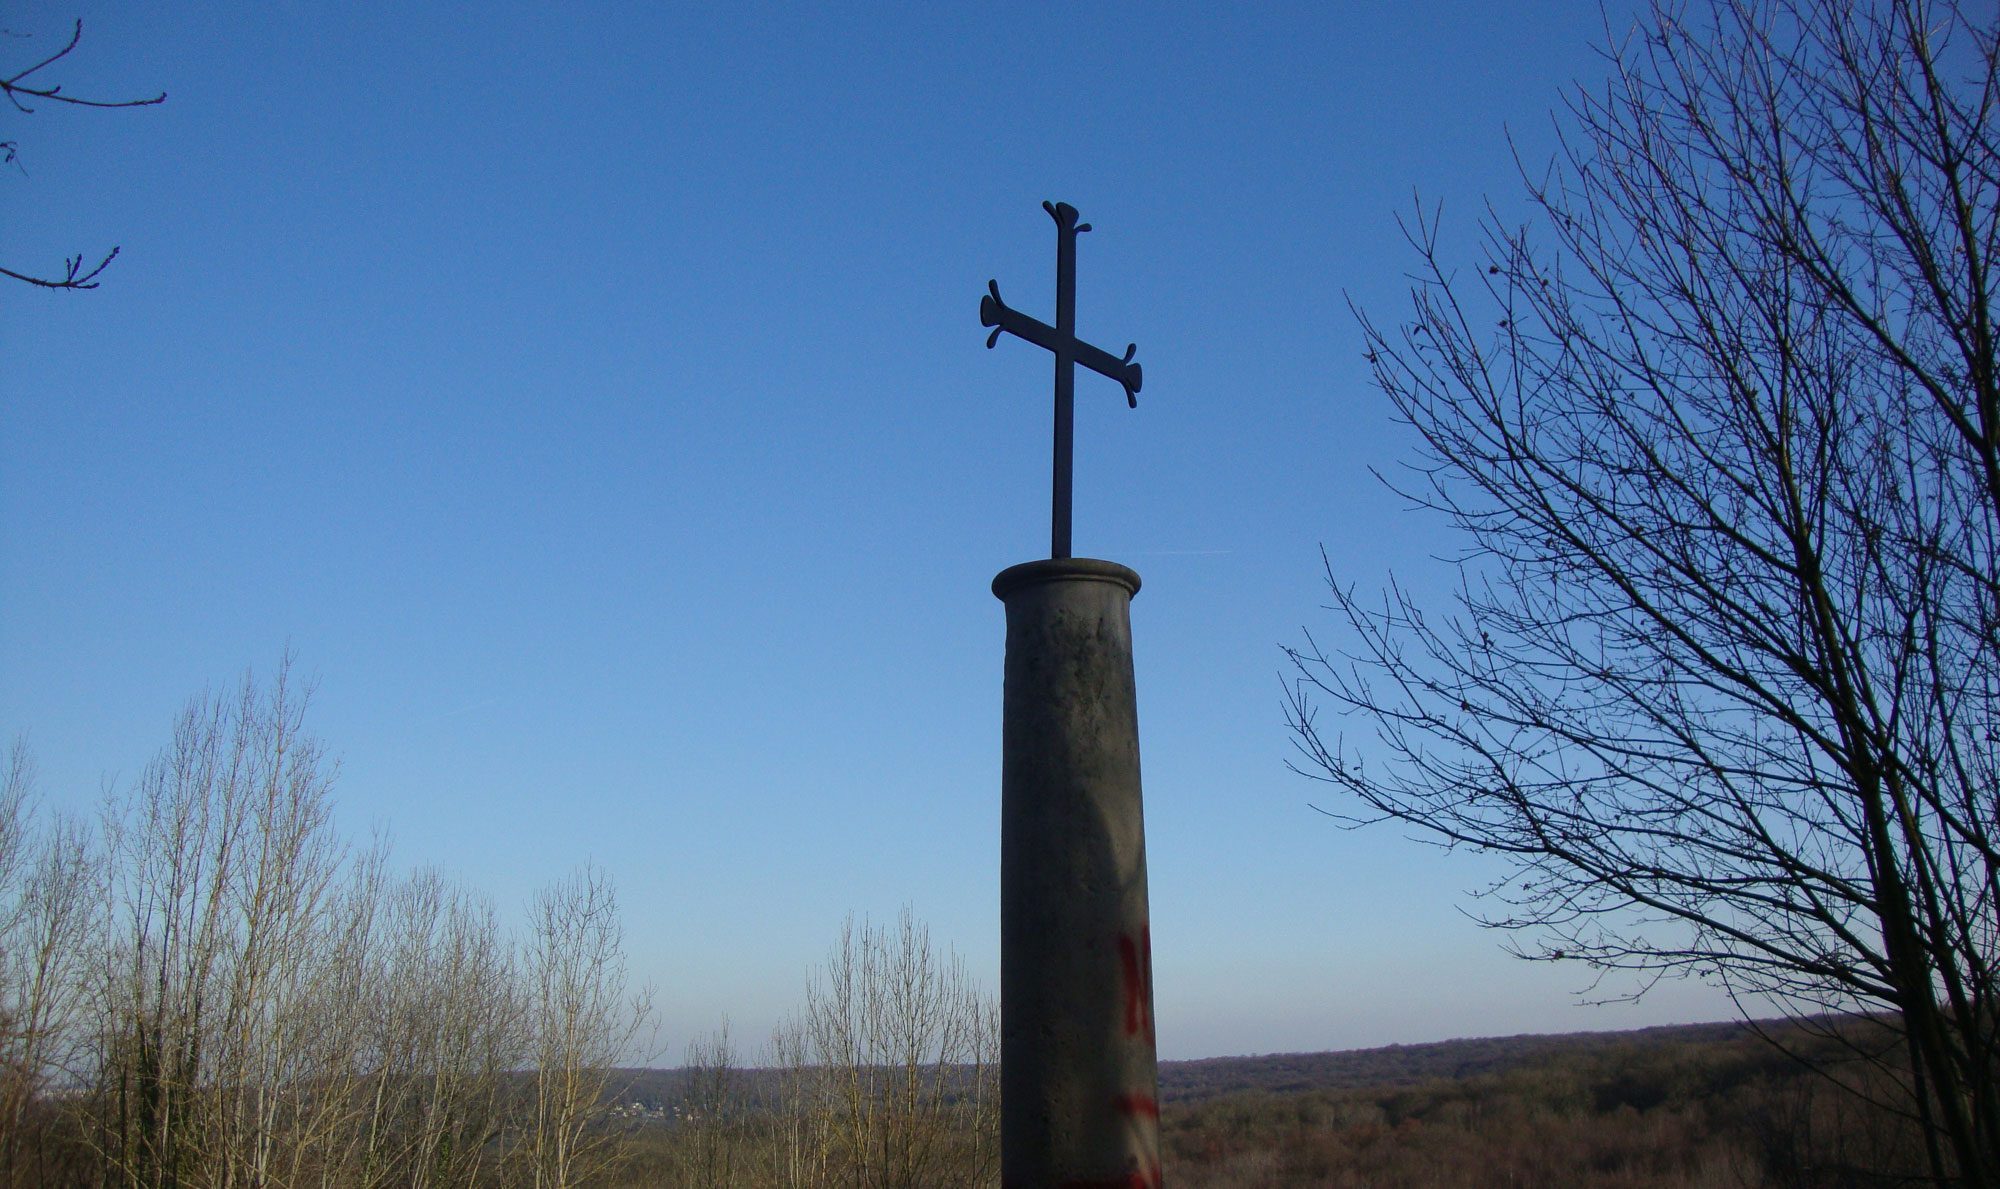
[3,0,1739,1061]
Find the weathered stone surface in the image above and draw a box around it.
[994,557,1162,1189]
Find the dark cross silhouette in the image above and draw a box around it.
[981,201,1142,560]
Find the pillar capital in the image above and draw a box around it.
[992,557,1141,601]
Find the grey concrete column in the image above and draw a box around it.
[993,557,1161,1189]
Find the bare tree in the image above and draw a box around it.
[776,909,998,1189]
[1285,0,2000,1182]
[84,659,351,1186]
[680,1020,739,1188]
[342,863,524,1189]
[768,1013,833,1188]
[524,863,655,1189]
[0,739,99,1183]
[2,18,164,289]
[1,664,671,1186]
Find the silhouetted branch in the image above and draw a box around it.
[1,20,164,112]
[0,246,117,290]
[3,19,162,291]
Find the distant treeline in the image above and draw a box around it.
[1157,1016,1932,1188]
[591,1016,1932,1188]
[1162,1019,1775,1101]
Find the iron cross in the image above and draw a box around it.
[981,200,1142,560]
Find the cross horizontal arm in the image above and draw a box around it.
[981,282,1143,407]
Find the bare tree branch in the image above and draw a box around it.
[2,19,163,291]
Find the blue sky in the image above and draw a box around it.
[3,0,1738,1060]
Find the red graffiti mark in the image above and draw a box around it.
[1117,926,1153,1042]
[1117,936,1143,1035]
[1114,1091,1160,1119]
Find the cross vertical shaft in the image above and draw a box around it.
[1053,205,1078,559]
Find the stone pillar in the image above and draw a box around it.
[994,557,1161,1189]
